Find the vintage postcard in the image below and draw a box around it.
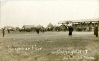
[0,0,99,61]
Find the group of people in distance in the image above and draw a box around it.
[68,25,98,37]
[1,25,98,37]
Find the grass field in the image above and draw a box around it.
[0,31,99,61]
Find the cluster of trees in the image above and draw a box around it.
[16,23,69,32]
[2,22,98,32]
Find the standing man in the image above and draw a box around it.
[36,28,39,34]
[7,29,10,33]
[2,28,5,37]
[94,25,98,37]
[68,26,73,36]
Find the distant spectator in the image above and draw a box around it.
[2,28,5,37]
[68,26,73,36]
[7,29,10,33]
[94,25,98,37]
[36,28,39,34]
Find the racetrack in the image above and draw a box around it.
[0,31,99,61]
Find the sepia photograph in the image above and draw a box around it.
[0,0,99,61]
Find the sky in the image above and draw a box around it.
[0,0,99,28]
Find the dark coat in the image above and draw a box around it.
[36,28,39,34]
[2,28,5,37]
[68,27,73,35]
[94,26,98,37]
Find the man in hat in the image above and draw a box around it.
[36,28,39,34]
[2,28,5,37]
[94,25,98,37]
[68,26,73,36]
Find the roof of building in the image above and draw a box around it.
[58,18,99,24]
[22,25,35,28]
[58,21,72,24]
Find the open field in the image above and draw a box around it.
[0,31,99,61]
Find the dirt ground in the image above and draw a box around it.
[0,31,99,61]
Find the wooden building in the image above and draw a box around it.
[58,18,99,31]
